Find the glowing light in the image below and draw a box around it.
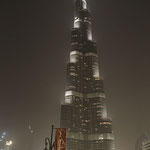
[30,130,34,133]
[99,135,104,140]
[6,140,13,146]
[70,51,82,56]
[82,0,87,9]
[65,90,106,98]
[92,63,100,78]
[74,18,81,28]
[2,132,6,135]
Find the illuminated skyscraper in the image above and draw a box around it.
[136,134,149,150]
[60,0,116,149]
[143,139,150,150]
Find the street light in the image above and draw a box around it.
[43,125,54,150]
[44,138,50,150]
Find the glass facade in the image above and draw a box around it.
[60,0,116,149]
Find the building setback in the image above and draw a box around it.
[60,0,116,149]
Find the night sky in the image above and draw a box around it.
[0,0,150,150]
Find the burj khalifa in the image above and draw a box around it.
[60,0,116,149]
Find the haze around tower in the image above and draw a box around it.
[0,0,150,150]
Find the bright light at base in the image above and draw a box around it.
[6,141,13,146]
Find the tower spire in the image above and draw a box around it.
[75,0,87,10]
[74,0,92,40]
